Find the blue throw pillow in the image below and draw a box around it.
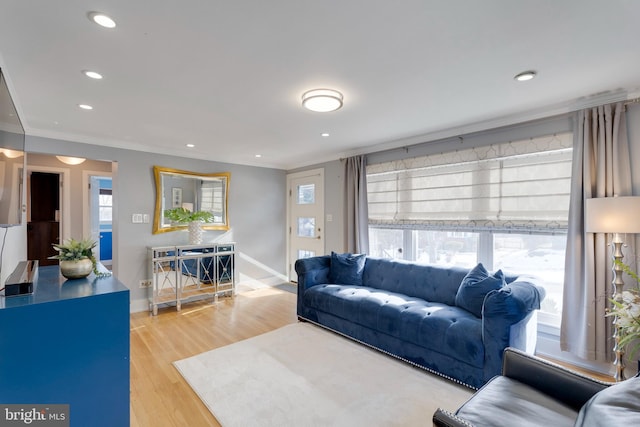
[329,252,366,286]
[455,263,505,317]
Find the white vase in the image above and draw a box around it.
[188,221,204,244]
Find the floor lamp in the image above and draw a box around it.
[585,196,640,381]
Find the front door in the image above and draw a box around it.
[287,168,324,282]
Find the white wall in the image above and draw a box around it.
[0,135,287,311]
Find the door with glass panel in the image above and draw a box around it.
[287,169,324,282]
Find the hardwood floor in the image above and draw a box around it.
[130,287,298,426]
[130,286,613,426]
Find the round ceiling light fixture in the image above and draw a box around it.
[514,70,537,82]
[302,89,343,112]
[88,12,116,28]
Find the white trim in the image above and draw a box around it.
[26,165,71,241]
[81,170,113,238]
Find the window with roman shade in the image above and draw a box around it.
[367,132,573,233]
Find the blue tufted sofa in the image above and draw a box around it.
[295,254,545,389]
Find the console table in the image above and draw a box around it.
[148,242,235,315]
[0,265,130,427]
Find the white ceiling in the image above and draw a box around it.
[1,1,640,170]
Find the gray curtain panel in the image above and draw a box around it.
[561,102,633,362]
[344,155,370,254]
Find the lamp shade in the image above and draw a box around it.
[585,196,640,233]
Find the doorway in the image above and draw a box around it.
[286,168,325,282]
[27,171,60,266]
[87,175,113,266]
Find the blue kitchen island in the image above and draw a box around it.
[0,265,130,426]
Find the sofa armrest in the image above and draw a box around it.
[294,255,331,290]
[432,408,476,427]
[295,255,331,318]
[483,280,544,323]
[501,347,609,410]
[480,280,544,382]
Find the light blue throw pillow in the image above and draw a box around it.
[329,252,366,286]
[455,263,505,317]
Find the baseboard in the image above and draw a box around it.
[130,298,149,313]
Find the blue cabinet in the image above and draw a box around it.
[0,266,130,426]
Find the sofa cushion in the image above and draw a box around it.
[456,376,578,427]
[574,375,640,426]
[455,263,505,317]
[303,284,485,368]
[329,252,366,286]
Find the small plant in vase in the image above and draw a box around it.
[49,238,111,279]
[164,207,214,244]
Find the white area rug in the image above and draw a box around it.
[174,323,473,426]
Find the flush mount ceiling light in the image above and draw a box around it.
[302,89,343,112]
[78,104,93,110]
[1,149,23,158]
[88,12,116,28]
[56,156,86,165]
[186,143,195,148]
[83,70,103,80]
[514,70,537,82]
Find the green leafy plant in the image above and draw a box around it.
[164,207,213,223]
[49,238,110,277]
[607,260,640,360]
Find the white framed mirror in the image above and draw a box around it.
[152,165,230,234]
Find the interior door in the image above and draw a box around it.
[287,169,324,282]
[27,172,60,266]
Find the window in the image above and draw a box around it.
[367,133,573,327]
[199,180,225,222]
[99,188,112,223]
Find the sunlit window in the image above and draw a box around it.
[367,133,573,329]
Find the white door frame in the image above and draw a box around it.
[82,170,113,264]
[26,165,71,241]
[286,168,324,281]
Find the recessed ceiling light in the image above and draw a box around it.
[83,70,103,80]
[321,133,330,137]
[514,70,537,82]
[78,104,93,110]
[255,154,262,158]
[88,12,116,28]
[302,89,343,112]
[186,143,195,148]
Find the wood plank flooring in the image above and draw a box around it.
[130,285,613,426]
[130,287,298,426]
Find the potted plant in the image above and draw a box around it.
[49,238,110,279]
[164,207,214,244]
[608,260,640,363]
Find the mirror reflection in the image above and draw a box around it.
[0,68,26,227]
[153,166,230,234]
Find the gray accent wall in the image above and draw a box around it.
[1,135,286,312]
